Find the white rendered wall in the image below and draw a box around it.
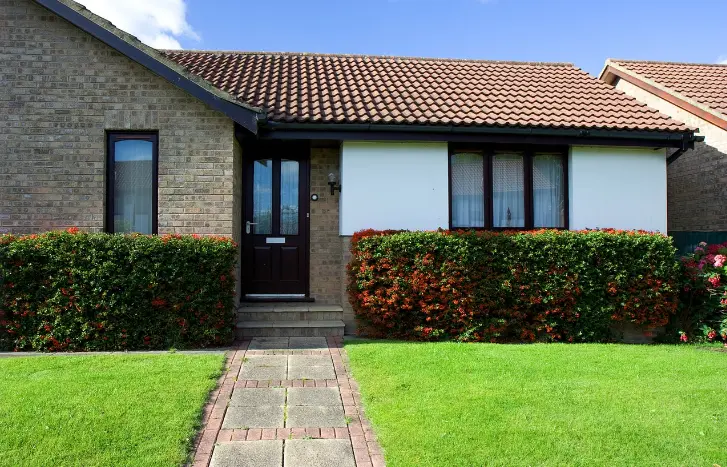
[615,79,727,153]
[569,146,667,232]
[339,141,449,235]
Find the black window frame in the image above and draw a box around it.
[106,131,159,234]
[448,143,569,230]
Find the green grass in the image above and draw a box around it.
[0,353,225,467]
[345,341,727,466]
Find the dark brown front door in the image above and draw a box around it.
[242,141,309,297]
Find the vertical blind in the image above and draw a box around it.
[533,154,565,228]
[113,139,153,234]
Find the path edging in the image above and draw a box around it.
[187,337,384,467]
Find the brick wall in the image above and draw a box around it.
[668,142,727,231]
[0,0,236,236]
[309,146,343,305]
[340,236,356,332]
[233,139,243,303]
[307,145,357,332]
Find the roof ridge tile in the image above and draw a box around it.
[163,50,575,67]
[611,58,727,68]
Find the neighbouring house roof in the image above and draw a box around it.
[600,59,727,131]
[32,0,263,132]
[163,51,690,135]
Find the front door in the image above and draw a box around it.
[242,141,309,297]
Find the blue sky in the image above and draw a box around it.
[79,0,727,77]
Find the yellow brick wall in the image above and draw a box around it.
[0,0,236,236]
[309,146,343,304]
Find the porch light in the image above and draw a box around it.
[328,172,342,196]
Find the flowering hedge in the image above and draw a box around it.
[347,229,680,342]
[0,229,237,351]
[676,241,727,344]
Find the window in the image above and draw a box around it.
[107,132,158,234]
[449,146,567,229]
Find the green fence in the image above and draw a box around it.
[669,231,727,255]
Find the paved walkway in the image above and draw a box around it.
[190,337,384,467]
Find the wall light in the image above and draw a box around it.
[328,172,342,196]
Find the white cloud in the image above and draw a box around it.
[75,0,199,49]
[718,56,727,65]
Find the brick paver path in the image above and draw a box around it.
[189,337,385,467]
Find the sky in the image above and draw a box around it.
[76,0,727,77]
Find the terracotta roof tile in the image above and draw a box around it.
[162,51,689,132]
[611,59,727,116]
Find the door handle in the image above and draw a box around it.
[246,221,258,234]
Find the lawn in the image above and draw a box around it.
[0,353,225,467]
[345,341,727,466]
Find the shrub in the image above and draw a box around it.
[347,229,680,342]
[0,229,237,351]
[674,241,727,344]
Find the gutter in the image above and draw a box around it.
[259,121,698,149]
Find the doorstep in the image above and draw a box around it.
[236,303,345,338]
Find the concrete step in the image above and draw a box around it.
[237,304,343,323]
[237,310,343,322]
[237,304,343,312]
[236,320,345,338]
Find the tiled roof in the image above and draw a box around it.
[162,51,689,133]
[609,59,727,116]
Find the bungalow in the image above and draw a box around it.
[1,0,698,336]
[600,60,727,250]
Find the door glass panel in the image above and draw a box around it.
[113,139,153,234]
[253,159,273,234]
[280,159,299,235]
